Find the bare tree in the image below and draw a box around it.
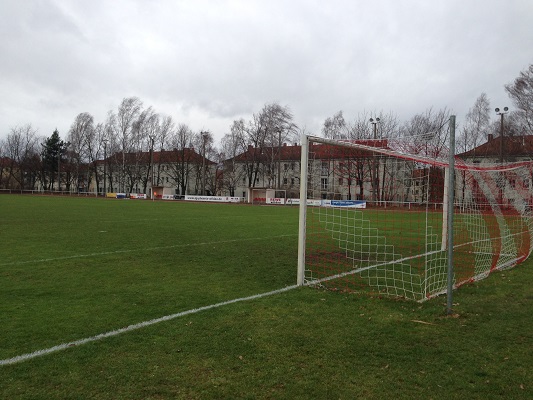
[400,108,450,159]
[108,97,143,192]
[205,136,223,196]
[221,120,246,196]
[192,130,214,195]
[322,111,349,139]
[455,94,491,205]
[241,103,297,189]
[87,122,106,193]
[1,124,40,190]
[0,138,5,188]
[67,112,95,191]
[167,123,195,196]
[323,111,400,201]
[103,112,119,192]
[459,93,491,152]
[399,107,451,203]
[241,114,267,188]
[505,63,533,134]
[132,107,158,193]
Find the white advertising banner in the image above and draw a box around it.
[266,197,285,205]
[286,199,323,206]
[184,195,242,203]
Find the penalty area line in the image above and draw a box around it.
[0,234,297,267]
[0,285,298,367]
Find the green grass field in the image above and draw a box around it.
[1,195,531,399]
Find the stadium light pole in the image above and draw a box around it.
[57,141,61,193]
[149,135,155,199]
[495,107,508,164]
[103,139,108,196]
[369,117,380,203]
[277,127,282,190]
[201,131,208,196]
[495,107,508,208]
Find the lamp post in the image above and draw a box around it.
[495,107,508,208]
[57,138,63,192]
[149,135,155,198]
[495,107,508,164]
[277,127,282,190]
[201,131,208,196]
[370,117,380,203]
[370,117,380,140]
[57,149,60,192]
[103,139,108,196]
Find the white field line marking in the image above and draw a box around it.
[452,229,529,250]
[306,232,526,288]
[0,285,298,366]
[306,228,532,287]
[305,249,444,288]
[0,234,297,267]
[4,214,288,224]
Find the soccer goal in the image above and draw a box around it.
[297,126,533,301]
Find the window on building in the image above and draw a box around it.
[338,177,343,185]
[283,178,288,185]
[321,178,328,190]
[321,162,329,176]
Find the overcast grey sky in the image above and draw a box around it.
[1,0,532,144]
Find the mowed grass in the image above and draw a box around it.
[1,195,532,399]
[0,196,298,359]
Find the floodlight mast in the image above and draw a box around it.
[277,127,282,191]
[495,107,509,164]
[370,117,381,203]
[495,107,508,207]
[149,135,155,200]
[201,131,208,196]
[103,139,108,196]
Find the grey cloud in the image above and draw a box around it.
[0,0,531,142]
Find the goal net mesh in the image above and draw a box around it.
[301,136,533,301]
